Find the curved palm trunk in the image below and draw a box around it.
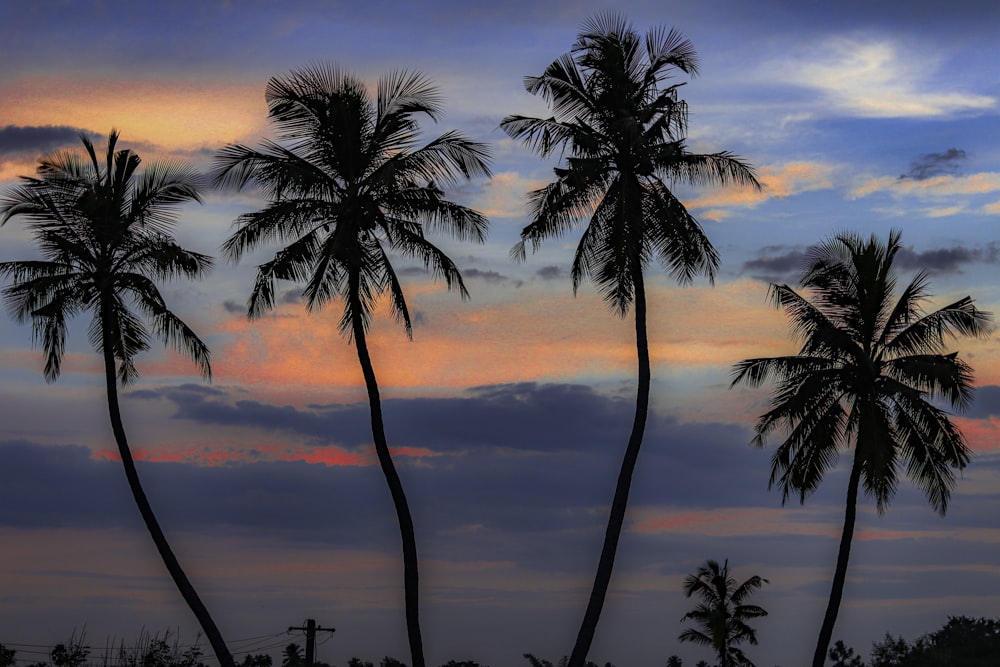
[99,300,234,667]
[812,448,863,667]
[351,312,426,667]
[568,273,651,667]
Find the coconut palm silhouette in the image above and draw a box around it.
[731,230,991,666]
[501,13,759,666]
[213,64,491,667]
[0,131,232,667]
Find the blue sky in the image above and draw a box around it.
[1,2,999,666]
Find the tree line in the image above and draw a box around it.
[5,615,1000,667]
[0,10,990,667]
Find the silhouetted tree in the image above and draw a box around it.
[439,661,488,667]
[501,13,758,667]
[50,638,88,667]
[869,634,910,667]
[240,656,272,667]
[829,640,865,667]
[731,230,991,667]
[0,132,231,667]
[679,559,768,667]
[870,616,1000,667]
[347,660,374,667]
[282,645,304,667]
[522,655,606,667]
[110,630,208,667]
[0,644,14,667]
[665,657,683,667]
[213,64,490,667]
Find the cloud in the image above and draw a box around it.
[133,381,636,455]
[740,246,807,282]
[469,171,543,219]
[462,268,510,284]
[0,78,267,154]
[851,171,1000,201]
[740,241,1000,283]
[741,241,998,283]
[685,161,835,218]
[895,243,1000,273]
[0,125,98,155]
[536,265,563,280]
[0,386,770,562]
[222,299,245,314]
[967,386,1000,420]
[900,148,967,181]
[775,38,995,118]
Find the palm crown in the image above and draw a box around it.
[680,559,769,667]
[213,64,491,334]
[731,230,990,513]
[732,230,991,667]
[0,130,212,384]
[501,11,758,315]
[213,64,492,667]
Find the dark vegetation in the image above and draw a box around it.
[4,616,1000,667]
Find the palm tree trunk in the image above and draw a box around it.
[812,448,863,667]
[99,299,234,667]
[351,311,426,667]
[568,272,651,667]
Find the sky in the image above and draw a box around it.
[0,1,998,666]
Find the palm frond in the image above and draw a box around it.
[2,131,211,386]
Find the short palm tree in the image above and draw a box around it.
[0,131,232,667]
[500,13,759,667]
[212,64,491,667]
[679,559,769,667]
[730,230,991,667]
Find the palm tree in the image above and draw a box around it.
[0,131,233,667]
[679,559,769,667]
[730,230,991,667]
[212,64,491,667]
[500,13,759,666]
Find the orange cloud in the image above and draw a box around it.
[95,438,441,468]
[685,161,836,218]
[851,172,1000,200]
[630,506,837,539]
[474,171,546,218]
[954,417,1000,453]
[0,76,267,153]
[208,278,792,393]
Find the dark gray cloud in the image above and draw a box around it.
[896,243,999,273]
[462,268,509,284]
[967,385,1000,420]
[899,148,967,181]
[0,125,97,157]
[740,246,806,282]
[132,382,636,453]
[743,242,998,282]
[222,299,245,314]
[106,381,781,563]
[280,288,302,304]
[536,265,563,280]
[0,400,770,570]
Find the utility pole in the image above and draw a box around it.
[288,619,336,667]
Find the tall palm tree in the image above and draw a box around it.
[0,131,233,667]
[730,230,991,667]
[679,559,769,667]
[212,64,491,667]
[500,13,759,666]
